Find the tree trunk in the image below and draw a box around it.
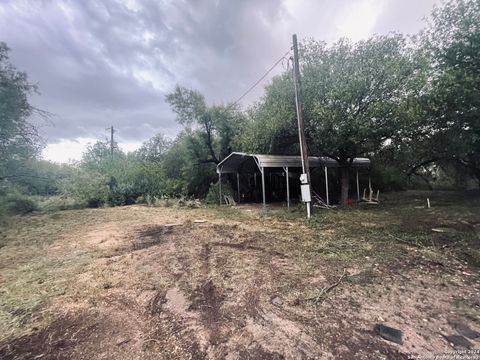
[340,166,350,205]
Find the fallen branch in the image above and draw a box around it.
[143,338,160,344]
[306,268,348,304]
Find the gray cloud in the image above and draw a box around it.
[0,0,441,147]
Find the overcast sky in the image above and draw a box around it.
[0,0,440,163]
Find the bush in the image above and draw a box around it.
[369,165,408,192]
[185,199,202,208]
[61,170,109,208]
[205,181,234,204]
[39,196,80,211]
[5,195,38,214]
[153,196,174,207]
[108,182,139,206]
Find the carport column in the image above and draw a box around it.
[324,166,330,205]
[356,168,360,201]
[218,168,222,205]
[284,166,290,209]
[254,173,257,202]
[261,167,266,212]
[368,175,372,201]
[237,172,240,204]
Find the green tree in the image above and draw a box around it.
[10,159,74,195]
[0,42,43,180]
[68,140,139,206]
[242,35,427,203]
[165,86,244,164]
[165,86,245,197]
[423,0,480,186]
[135,133,172,163]
[239,74,298,154]
[302,35,428,203]
[161,131,217,197]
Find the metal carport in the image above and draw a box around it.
[216,152,370,211]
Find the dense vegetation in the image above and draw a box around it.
[1,0,479,214]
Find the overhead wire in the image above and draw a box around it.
[231,49,291,107]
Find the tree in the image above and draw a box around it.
[81,140,120,172]
[135,133,172,162]
[166,86,219,164]
[10,159,74,195]
[75,140,141,205]
[422,0,480,187]
[165,86,244,164]
[302,35,428,203]
[239,74,299,154]
[165,86,245,197]
[242,35,427,203]
[0,42,43,180]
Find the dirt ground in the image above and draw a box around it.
[0,191,479,359]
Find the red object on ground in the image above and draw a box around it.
[347,199,354,205]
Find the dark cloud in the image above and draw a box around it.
[0,0,441,150]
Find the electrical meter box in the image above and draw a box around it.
[300,173,308,184]
[301,184,311,202]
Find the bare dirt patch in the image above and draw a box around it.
[132,224,174,250]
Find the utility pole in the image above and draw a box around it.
[107,125,114,158]
[292,34,312,219]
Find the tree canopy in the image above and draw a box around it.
[422,0,480,185]
[240,34,429,203]
[0,42,42,180]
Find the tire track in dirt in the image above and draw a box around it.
[0,215,417,359]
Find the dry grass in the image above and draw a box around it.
[0,191,479,359]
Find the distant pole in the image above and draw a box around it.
[292,34,311,218]
[106,125,115,158]
[110,125,114,157]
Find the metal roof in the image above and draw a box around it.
[217,152,370,174]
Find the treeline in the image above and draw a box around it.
[1,0,479,213]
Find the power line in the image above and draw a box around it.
[232,49,291,107]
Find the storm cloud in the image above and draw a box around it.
[0,0,440,159]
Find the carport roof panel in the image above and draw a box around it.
[217,152,370,173]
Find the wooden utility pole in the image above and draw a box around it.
[292,34,312,218]
[108,125,114,158]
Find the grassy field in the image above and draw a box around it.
[0,191,479,359]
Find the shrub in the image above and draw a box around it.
[154,196,174,207]
[61,170,109,208]
[39,196,80,211]
[369,165,408,192]
[5,195,38,214]
[185,199,202,208]
[205,181,234,204]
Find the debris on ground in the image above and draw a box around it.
[374,324,403,345]
[442,334,473,349]
[448,318,480,339]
